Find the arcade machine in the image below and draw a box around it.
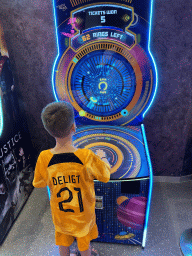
[0,20,34,244]
[51,0,157,248]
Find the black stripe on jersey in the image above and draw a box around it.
[48,153,83,167]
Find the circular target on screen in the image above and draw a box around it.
[71,50,136,117]
[55,42,152,125]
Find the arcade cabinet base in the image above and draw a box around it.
[93,178,149,247]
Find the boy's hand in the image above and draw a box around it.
[96,149,106,158]
[96,149,111,167]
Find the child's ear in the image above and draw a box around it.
[72,123,76,132]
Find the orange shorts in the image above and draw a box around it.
[55,223,98,251]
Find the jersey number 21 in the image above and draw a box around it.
[57,187,84,213]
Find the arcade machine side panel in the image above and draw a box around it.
[0,20,34,245]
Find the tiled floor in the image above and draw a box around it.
[0,181,191,256]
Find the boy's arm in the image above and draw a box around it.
[86,150,111,183]
[33,153,47,188]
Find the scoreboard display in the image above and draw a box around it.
[52,0,157,248]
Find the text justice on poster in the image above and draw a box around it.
[0,131,22,158]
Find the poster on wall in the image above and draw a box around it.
[0,20,34,244]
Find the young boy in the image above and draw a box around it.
[32,101,111,256]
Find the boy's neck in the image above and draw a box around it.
[51,135,77,154]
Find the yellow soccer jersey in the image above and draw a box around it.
[33,148,110,237]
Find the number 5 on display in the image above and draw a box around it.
[57,187,84,213]
[101,16,106,23]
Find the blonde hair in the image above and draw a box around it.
[41,101,74,138]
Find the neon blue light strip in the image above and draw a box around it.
[52,0,60,102]
[143,0,158,118]
[0,97,3,136]
[141,124,153,248]
[47,186,51,200]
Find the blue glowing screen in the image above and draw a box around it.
[71,50,136,116]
